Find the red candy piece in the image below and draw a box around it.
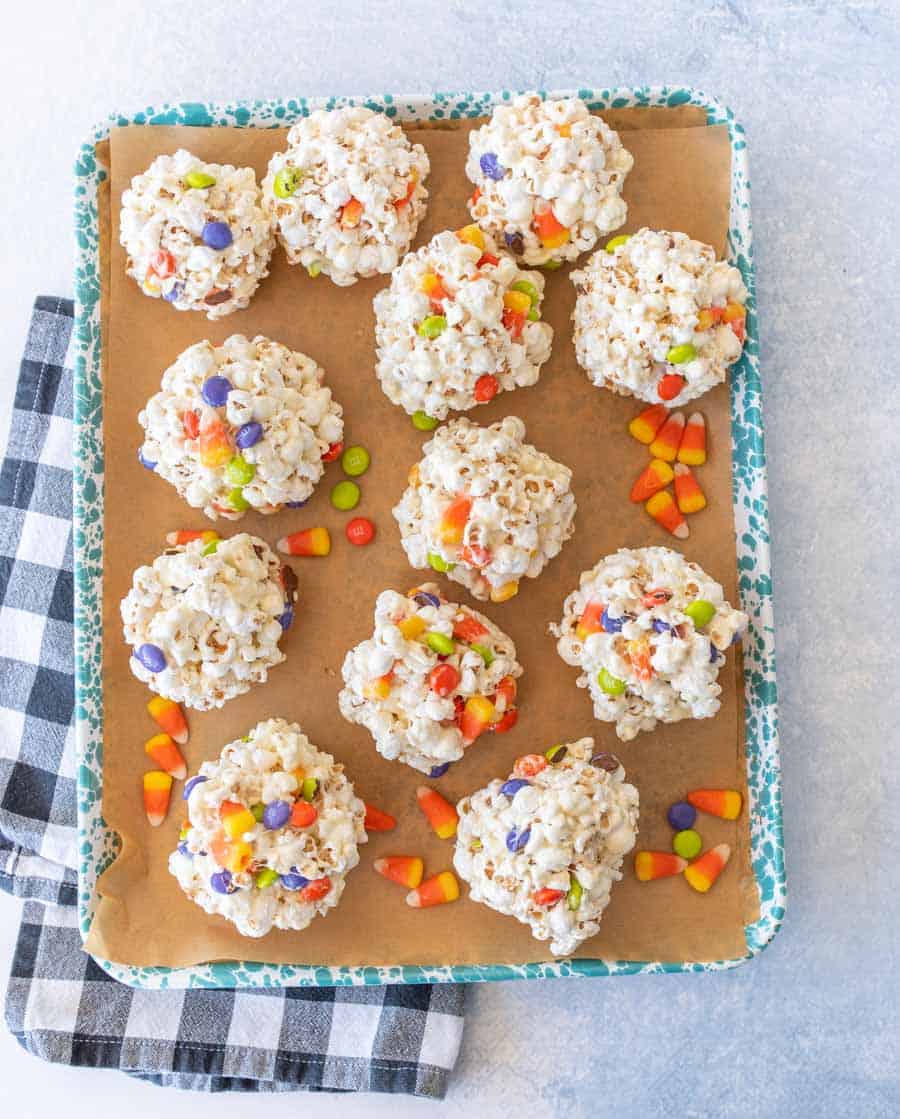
[149,249,176,278]
[641,588,672,608]
[459,543,490,567]
[322,441,343,462]
[658,373,685,401]
[364,803,397,832]
[501,307,526,339]
[495,676,517,708]
[476,252,499,267]
[346,517,376,546]
[492,708,518,734]
[182,410,200,439]
[531,887,565,906]
[514,754,547,778]
[429,663,461,697]
[474,374,499,403]
[289,801,318,829]
[453,612,489,643]
[299,876,332,902]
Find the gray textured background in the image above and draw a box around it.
[0,1,898,1116]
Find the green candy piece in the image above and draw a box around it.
[224,454,256,487]
[412,411,439,431]
[470,643,494,667]
[511,279,539,307]
[227,487,249,512]
[273,166,304,198]
[605,234,631,253]
[666,343,698,364]
[307,261,322,278]
[417,314,447,339]
[185,170,216,189]
[331,480,360,510]
[341,445,370,477]
[684,599,716,628]
[427,551,455,573]
[425,631,455,656]
[542,259,562,270]
[673,828,703,860]
[250,803,265,822]
[471,838,483,851]
[301,777,318,802]
[597,667,626,696]
[201,540,219,556]
[254,867,280,890]
[545,744,568,764]
[527,307,540,321]
[566,874,583,911]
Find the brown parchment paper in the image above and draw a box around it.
[85,111,760,971]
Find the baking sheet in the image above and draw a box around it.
[85,111,760,969]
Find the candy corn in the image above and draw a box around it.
[210,832,252,873]
[374,856,424,889]
[674,463,707,514]
[687,789,743,820]
[165,530,218,547]
[277,526,331,557]
[459,694,495,743]
[364,803,397,831]
[220,800,256,839]
[144,733,187,780]
[649,411,686,462]
[438,495,472,545]
[630,459,674,502]
[198,418,232,468]
[575,602,605,640]
[363,673,393,700]
[628,404,668,444]
[406,870,460,908]
[646,490,689,539]
[684,844,731,893]
[677,412,707,466]
[416,787,458,839]
[147,696,189,745]
[143,771,173,827]
[634,850,688,881]
[532,208,569,248]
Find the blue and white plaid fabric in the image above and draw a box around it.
[0,297,465,1097]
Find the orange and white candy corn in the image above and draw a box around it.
[677,412,707,466]
[635,851,688,881]
[674,463,707,514]
[276,526,331,557]
[374,856,424,889]
[416,787,458,839]
[628,404,669,445]
[144,733,187,780]
[646,490,689,539]
[147,696,189,745]
[143,771,173,827]
[406,871,460,908]
[649,411,686,462]
[459,694,495,744]
[687,789,743,820]
[684,844,731,893]
[630,459,674,503]
[165,530,219,547]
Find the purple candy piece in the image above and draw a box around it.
[135,643,166,673]
[236,421,263,450]
[504,230,525,255]
[262,800,292,830]
[201,375,233,407]
[429,763,451,779]
[413,591,441,609]
[278,608,294,631]
[709,642,720,663]
[176,841,192,858]
[286,499,309,509]
[201,221,233,250]
[731,630,742,646]
[210,869,234,895]
[667,801,696,831]
[182,774,208,800]
[500,778,530,799]
[163,282,184,303]
[601,607,625,634]
[280,871,309,890]
[506,825,531,853]
[479,152,505,181]
[652,619,672,634]
[138,447,157,471]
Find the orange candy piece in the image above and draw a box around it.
[364,803,397,832]
[646,490,689,539]
[406,871,460,908]
[276,526,331,557]
[147,696,189,745]
[684,844,731,893]
[628,404,669,445]
[630,459,674,503]
[416,786,458,839]
[513,754,548,778]
[144,733,187,780]
[453,611,489,643]
[575,601,605,640]
[674,463,707,514]
[634,850,688,881]
[374,856,424,889]
[687,789,743,820]
[459,694,495,743]
[165,529,219,547]
[532,208,569,248]
[143,771,173,827]
[290,801,318,828]
[394,172,417,210]
[626,636,654,682]
[340,197,363,228]
[677,412,707,466]
[649,411,686,462]
[438,495,472,545]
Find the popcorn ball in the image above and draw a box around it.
[338,584,523,775]
[138,335,344,520]
[373,226,553,419]
[262,106,430,286]
[393,416,576,603]
[169,718,366,937]
[571,228,749,407]
[552,546,748,741]
[120,149,275,318]
[454,738,639,957]
[121,533,295,710]
[465,94,633,266]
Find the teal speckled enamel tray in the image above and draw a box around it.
[74,86,785,989]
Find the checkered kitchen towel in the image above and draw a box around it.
[0,297,465,1096]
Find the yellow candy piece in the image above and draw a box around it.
[489,580,519,603]
[456,224,485,250]
[503,290,532,315]
[722,302,746,323]
[398,615,427,641]
[364,675,392,700]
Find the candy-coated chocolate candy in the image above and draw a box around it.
[667,801,697,831]
[280,870,309,890]
[425,631,456,656]
[628,403,669,445]
[278,607,294,630]
[687,788,743,820]
[438,495,472,545]
[201,221,233,250]
[674,463,707,514]
[460,543,490,567]
[684,599,716,628]
[502,289,532,315]
[500,778,530,799]
[374,855,424,889]
[330,480,360,511]
[341,445,370,477]
[255,867,279,889]
[469,643,494,667]
[645,490,689,539]
[181,409,200,439]
[147,696,189,744]
[149,249,176,278]
[532,887,565,906]
[506,825,531,852]
[409,588,442,610]
[262,800,292,830]
[452,612,489,643]
[185,170,216,189]
[684,843,731,893]
[416,786,458,839]
[532,207,569,248]
[363,803,397,832]
[673,828,703,860]
[677,412,707,466]
[299,876,332,902]
[418,314,448,339]
[235,422,263,450]
[220,800,256,839]
[204,287,232,306]
[657,373,685,401]
[695,306,723,331]
[273,166,304,198]
[201,375,233,408]
[630,458,675,503]
[182,774,207,800]
[277,526,331,557]
[597,667,626,696]
[322,440,343,463]
[642,588,672,608]
[591,752,621,772]
[479,151,505,180]
[494,674,516,707]
[346,517,376,546]
[412,410,439,431]
[224,454,256,487]
[626,635,654,682]
[513,754,547,778]
[601,607,625,634]
[210,869,234,895]
[459,694,495,743]
[456,224,485,250]
[545,744,568,764]
[340,197,363,228]
[163,282,184,303]
[398,615,427,641]
[429,763,451,778]
[634,850,688,881]
[504,229,525,254]
[143,770,173,827]
[649,411,686,462]
[477,251,499,268]
[501,306,526,339]
[144,733,187,780]
[605,234,631,253]
[429,663,461,697]
[511,279,539,307]
[135,643,166,673]
[474,374,499,403]
[666,343,697,364]
[289,801,318,828]
[301,777,318,801]
[138,448,157,471]
[406,871,459,908]
[566,874,583,910]
[427,551,455,573]
[489,580,519,603]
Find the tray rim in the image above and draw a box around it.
[73,84,786,989]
